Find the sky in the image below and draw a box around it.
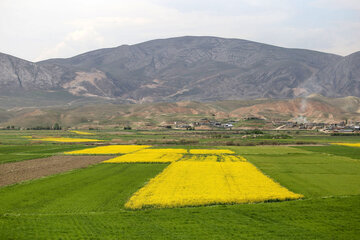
[0,0,359,62]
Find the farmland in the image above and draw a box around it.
[65,145,150,155]
[125,161,302,209]
[0,144,90,164]
[0,129,359,239]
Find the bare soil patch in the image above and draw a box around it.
[0,155,112,187]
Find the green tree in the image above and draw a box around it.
[53,123,61,130]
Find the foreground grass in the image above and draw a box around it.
[0,144,89,164]
[0,196,358,240]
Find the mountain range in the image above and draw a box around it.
[1,36,360,104]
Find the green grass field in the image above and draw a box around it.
[297,145,360,160]
[246,152,360,197]
[1,194,358,239]
[0,164,167,214]
[0,130,359,239]
[0,144,90,164]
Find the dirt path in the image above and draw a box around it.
[0,156,112,187]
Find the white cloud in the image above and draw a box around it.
[36,27,105,61]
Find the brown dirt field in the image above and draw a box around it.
[0,155,112,187]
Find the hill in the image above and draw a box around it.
[1,95,359,129]
[1,36,359,104]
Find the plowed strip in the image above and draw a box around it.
[0,156,112,187]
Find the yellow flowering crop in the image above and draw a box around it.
[104,152,183,163]
[138,148,187,154]
[125,161,303,209]
[34,137,103,143]
[183,155,246,162]
[221,155,247,162]
[183,155,219,162]
[69,130,94,135]
[65,145,149,154]
[189,149,234,154]
[332,143,360,148]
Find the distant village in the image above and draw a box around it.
[173,116,360,133]
[272,120,360,133]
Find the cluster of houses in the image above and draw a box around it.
[174,117,360,132]
[174,118,235,129]
[323,122,360,133]
[272,120,360,132]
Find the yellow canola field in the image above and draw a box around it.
[125,161,303,209]
[138,148,187,154]
[221,155,247,162]
[189,149,234,154]
[69,130,94,135]
[332,143,360,148]
[65,145,149,154]
[183,155,219,162]
[35,137,103,143]
[104,152,183,163]
[183,155,247,162]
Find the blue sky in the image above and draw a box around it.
[0,0,359,61]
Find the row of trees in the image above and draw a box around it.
[2,123,62,130]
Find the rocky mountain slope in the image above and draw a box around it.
[0,36,359,103]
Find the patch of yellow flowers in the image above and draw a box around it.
[189,149,234,154]
[181,154,246,162]
[332,143,360,148]
[104,152,183,163]
[65,145,149,154]
[35,137,103,143]
[182,155,219,162]
[221,155,247,162]
[69,130,94,135]
[125,161,303,209]
[138,148,187,154]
